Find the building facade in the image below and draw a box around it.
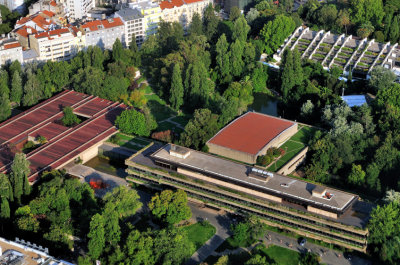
[115,8,145,47]
[159,0,212,29]
[65,0,95,20]
[128,1,161,36]
[126,143,370,252]
[0,0,24,13]
[0,38,23,65]
[29,27,79,61]
[81,18,124,50]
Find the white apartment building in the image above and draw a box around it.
[65,0,95,21]
[28,27,79,61]
[128,1,161,36]
[114,8,144,47]
[0,0,24,13]
[0,38,23,65]
[81,17,124,50]
[160,0,212,29]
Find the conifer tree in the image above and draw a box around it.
[215,34,231,83]
[10,153,31,204]
[280,49,295,100]
[0,199,10,219]
[0,93,11,122]
[389,15,400,43]
[10,71,22,104]
[88,214,105,260]
[189,13,203,36]
[230,39,245,77]
[0,70,9,98]
[112,38,124,62]
[292,49,303,86]
[169,64,184,111]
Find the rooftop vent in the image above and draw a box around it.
[248,168,273,182]
[169,144,190,159]
[280,179,296,188]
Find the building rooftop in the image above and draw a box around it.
[81,18,124,32]
[159,0,205,9]
[115,8,144,20]
[0,237,73,265]
[145,144,357,212]
[0,90,126,182]
[207,112,296,155]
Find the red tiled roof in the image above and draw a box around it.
[184,0,205,4]
[42,10,55,17]
[0,90,127,182]
[160,0,184,9]
[16,16,30,25]
[15,26,38,38]
[207,112,296,155]
[34,28,70,39]
[3,42,21,49]
[50,0,57,6]
[31,13,53,30]
[81,18,123,32]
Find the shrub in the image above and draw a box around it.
[23,141,35,150]
[151,130,173,143]
[279,148,285,156]
[110,134,122,145]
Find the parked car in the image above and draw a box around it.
[298,237,307,246]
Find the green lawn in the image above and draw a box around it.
[254,244,301,265]
[267,126,319,172]
[181,222,216,251]
[171,115,192,127]
[108,133,151,151]
[157,121,184,134]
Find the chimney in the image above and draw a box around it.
[27,28,32,34]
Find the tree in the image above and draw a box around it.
[169,64,184,111]
[301,100,314,117]
[103,205,121,245]
[376,83,400,109]
[88,214,105,260]
[369,66,396,92]
[215,34,231,83]
[348,164,366,186]
[246,8,259,25]
[10,153,31,203]
[230,39,245,77]
[251,63,268,92]
[180,108,220,149]
[112,38,124,62]
[0,93,11,122]
[189,12,203,36]
[357,22,375,38]
[0,199,10,219]
[260,15,295,55]
[103,186,142,219]
[336,9,350,34]
[349,0,384,25]
[384,190,400,205]
[22,71,42,107]
[10,71,22,104]
[280,49,295,100]
[14,205,39,232]
[0,173,13,201]
[389,15,400,43]
[203,4,219,40]
[148,189,192,225]
[115,109,152,136]
[232,16,250,43]
[61,106,80,127]
[245,254,268,265]
[368,203,400,245]
[0,70,9,97]
[229,6,241,21]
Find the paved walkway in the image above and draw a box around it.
[158,116,185,129]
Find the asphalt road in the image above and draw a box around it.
[72,165,372,265]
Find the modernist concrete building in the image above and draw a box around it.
[272,26,400,80]
[207,112,298,164]
[115,8,145,47]
[0,90,126,182]
[81,18,124,50]
[126,143,370,251]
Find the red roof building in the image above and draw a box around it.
[207,112,298,164]
[0,90,127,182]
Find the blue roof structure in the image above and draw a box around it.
[341,95,367,107]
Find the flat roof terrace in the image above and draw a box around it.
[0,90,126,182]
[150,144,357,213]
